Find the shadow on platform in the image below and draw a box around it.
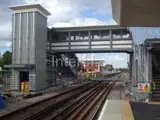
[130,102,160,120]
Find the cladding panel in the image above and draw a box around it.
[28,12,35,64]
[21,13,27,64]
[15,13,20,64]
[12,14,15,64]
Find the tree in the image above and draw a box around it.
[0,51,12,69]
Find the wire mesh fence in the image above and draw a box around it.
[0,71,11,84]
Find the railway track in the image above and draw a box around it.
[67,82,115,120]
[27,82,114,120]
[26,82,108,120]
[0,82,98,120]
[0,81,115,120]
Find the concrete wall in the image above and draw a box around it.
[111,0,121,25]
[131,44,152,87]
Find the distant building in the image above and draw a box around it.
[81,60,104,72]
[103,64,113,71]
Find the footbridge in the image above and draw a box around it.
[7,4,134,91]
[47,25,133,53]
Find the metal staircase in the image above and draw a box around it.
[61,54,77,76]
[152,52,160,101]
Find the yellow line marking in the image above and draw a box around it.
[121,100,134,120]
[148,102,160,104]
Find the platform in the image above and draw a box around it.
[98,100,160,120]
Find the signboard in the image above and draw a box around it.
[138,83,144,92]
[137,83,150,93]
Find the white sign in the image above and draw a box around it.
[137,83,150,93]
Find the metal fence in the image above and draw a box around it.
[0,71,12,85]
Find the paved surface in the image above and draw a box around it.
[91,78,124,81]
[122,100,134,120]
[98,100,160,120]
[98,100,122,120]
[107,82,126,100]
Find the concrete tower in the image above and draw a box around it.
[6,4,51,91]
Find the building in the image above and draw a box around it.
[112,0,160,101]
[103,64,113,71]
[4,4,78,92]
[81,60,104,72]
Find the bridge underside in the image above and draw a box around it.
[112,0,160,27]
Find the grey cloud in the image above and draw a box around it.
[0,0,26,43]
[0,0,25,23]
[0,0,112,46]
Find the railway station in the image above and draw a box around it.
[0,0,160,120]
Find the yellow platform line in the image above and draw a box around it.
[121,100,134,120]
[148,102,160,104]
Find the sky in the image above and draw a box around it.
[0,0,128,68]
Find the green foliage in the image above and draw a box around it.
[0,51,12,69]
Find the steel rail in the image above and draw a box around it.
[0,82,95,120]
[47,82,107,120]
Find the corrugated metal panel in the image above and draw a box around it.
[12,14,15,64]
[21,13,27,64]
[13,12,36,64]
[15,13,20,64]
[28,12,35,64]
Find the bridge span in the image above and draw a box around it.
[47,25,133,53]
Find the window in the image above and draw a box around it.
[91,31,101,40]
[101,30,110,39]
[79,31,89,40]
[71,32,79,40]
